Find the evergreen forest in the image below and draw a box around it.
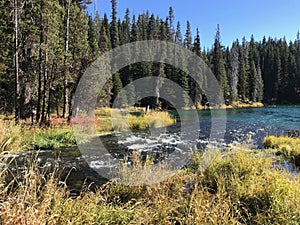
[1,0,300,124]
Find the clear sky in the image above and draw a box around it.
[88,0,300,49]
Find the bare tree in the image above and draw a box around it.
[229,41,239,101]
[63,0,71,118]
[13,0,21,122]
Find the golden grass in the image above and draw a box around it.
[264,135,300,166]
[0,120,35,153]
[1,149,300,224]
[96,110,175,132]
[230,101,264,108]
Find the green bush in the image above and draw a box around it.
[34,129,76,149]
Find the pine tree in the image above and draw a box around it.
[212,24,229,101]
[189,28,202,107]
[175,21,182,44]
[94,9,101,43]
[87,15,99,58]
[238,39,248,101]
[286,42,297,102]
[228,41,239,102]
[256,65,264,102]
[13,0,21,121]
[168,6,175,41]
[110,0,119,48]
[109,0,123,105]
[120,8,130,45]
[193,28,201,56]
[184,21,192,50]
[130,15,138,42]
[99,21,110,52]
[248,36,263,102]
[277,38,290,102]
[0,0,14,113]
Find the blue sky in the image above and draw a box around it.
[88,0,300,49]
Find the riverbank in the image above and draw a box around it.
[196,101,264,110]
[0,109,175,154]
[264,135,300,167]
[1,141,300,224]
[1,110,300,224]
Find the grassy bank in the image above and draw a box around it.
[1,148,300,224]
[264,135,300,167]
[94,108,175,132]
[0,120,76,153]
[226,101,264,109]
[195,101,264,110]
[0,109,175,153]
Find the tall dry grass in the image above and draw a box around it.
[1,147,300,224]
[0,120,34,153]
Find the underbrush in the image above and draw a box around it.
[1,149,300,224]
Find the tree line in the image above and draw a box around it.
[0,0,300,124]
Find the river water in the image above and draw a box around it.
[3,105,300,192]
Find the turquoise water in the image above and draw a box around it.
[221,105,300,130]
[171,105,300,148]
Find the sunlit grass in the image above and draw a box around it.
[96,109,175,132]
[1,148,300,224]
[264,135,300,167]
[0,120,76,153]
[0,120,34,153]
[217,101,264,109]
[0,109,175,153]
[34,128,76,149]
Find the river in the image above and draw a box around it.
[3,105,300,192]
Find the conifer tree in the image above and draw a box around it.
[175,21,182,44]
[228,41,239,102]
[184,21,192,50]
[168,7,175,41]
[110,0,119,48]
[212,24,229,101]
[88,15,99,58]
[0,0,14,112]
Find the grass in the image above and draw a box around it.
[95,108,175,132]
[194,101,264,110]
[0,120,76,153]
[1,146,300,224]
[0,109,175,153]
[34,128,77,149]
[264,135,300,167]
[227,101,264,109]
[1,113,299,224]
[0,120,35,153]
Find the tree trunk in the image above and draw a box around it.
[36,0,44,123]
[41,39,48,125]
[155,63,165,106]
[14,0,20,123]
[63,0,71,118]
